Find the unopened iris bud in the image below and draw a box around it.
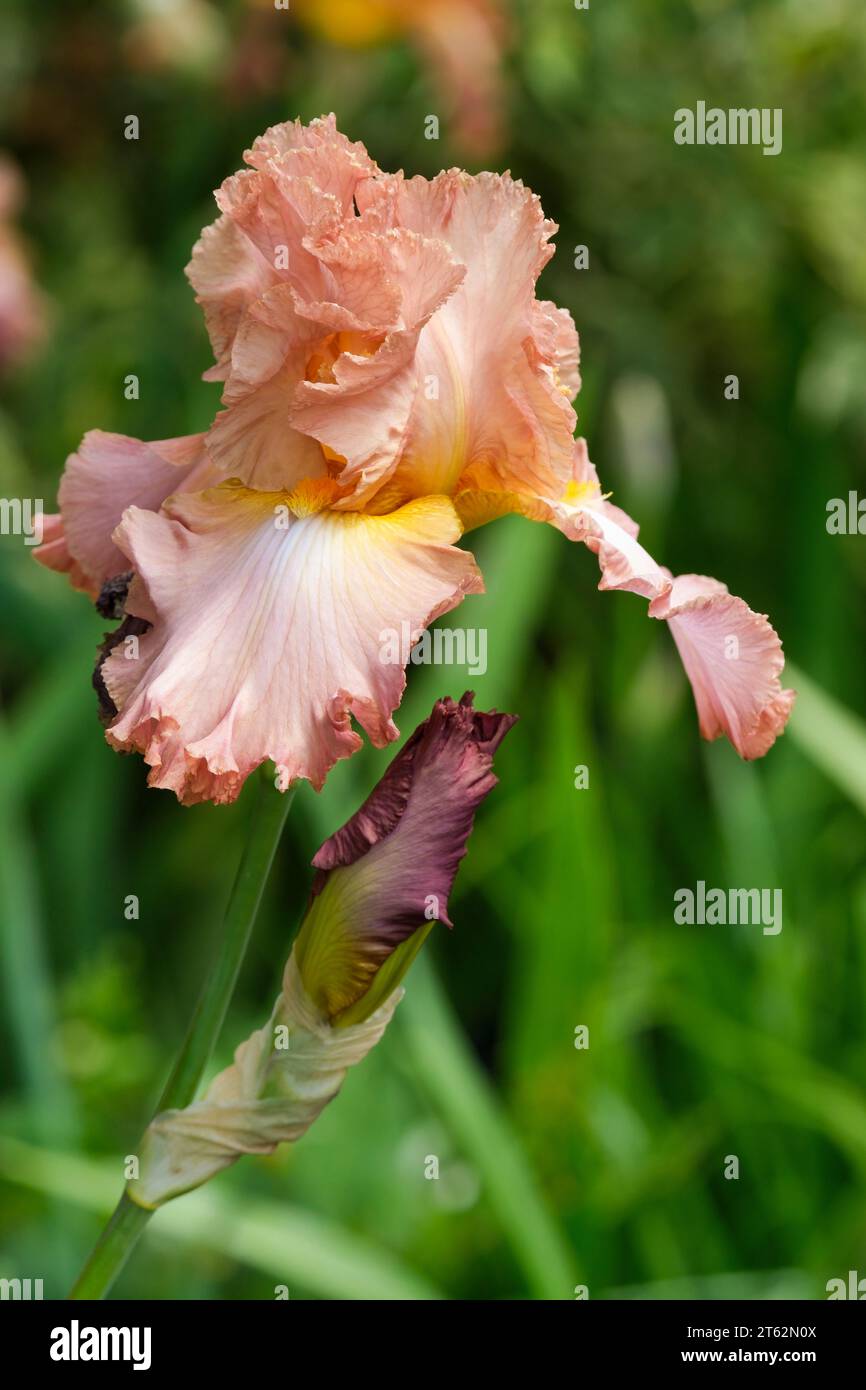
[295,691,516,1025]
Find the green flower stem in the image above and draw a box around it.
[68,771,295,1300]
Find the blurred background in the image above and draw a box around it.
[1,0,865,1300]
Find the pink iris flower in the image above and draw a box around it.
[36,115,794,805]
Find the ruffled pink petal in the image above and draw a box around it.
[547,441,795,760]
[197,122,466,497]
[355,169,579,507]
[31,512,91,593]
[33,431,214,597]
[533,299,581,400]
[101,482,483,805]
[205,284,329,490]
[296,692,516,1020]
[186,214,277,382]
[290,229,467,503]
[244,113,381,207]
[653,577,796,759]
[204,235,446,495]
[213,166,339,305]
[189,119,579,509]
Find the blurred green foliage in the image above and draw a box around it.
[1,0,865,1299]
